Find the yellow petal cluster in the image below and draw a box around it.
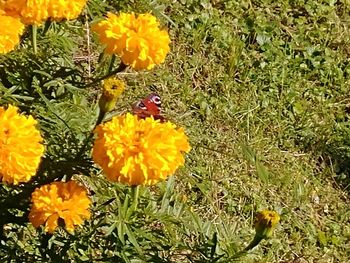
[29,181,91,233]
[0,0,50,25]
[92,113,191,185]
[92,12,170,70]
[0,0,87,24]
[0,105,44,184]
[0,0,23,17]
[0,14,25,54]
[254,210,280,239]
[48,0,87,21]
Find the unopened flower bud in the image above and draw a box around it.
[245,210,280,251]
[99,77,125,113]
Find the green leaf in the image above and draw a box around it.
[317,230,328,247]
[124,225,143,255]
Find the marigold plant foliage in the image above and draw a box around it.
[29,181,91,233]
[92,113,191,185]
[0,14,25,54]
[0,105,44,184]
[92,12,170,70]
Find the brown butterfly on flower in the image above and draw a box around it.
[132,93,166,122]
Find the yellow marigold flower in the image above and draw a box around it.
[0,0,50,25]
[0,14,25,54]
[99,77,125,113]
[254,210,280,239]
[29,181,91,233]
[48,0,87,21]
[0,105,44,184]
[92,12,170,70]
[92,113,191,185]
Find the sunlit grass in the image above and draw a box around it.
[0,0,349,262]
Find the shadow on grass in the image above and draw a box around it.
[300,123,350,195]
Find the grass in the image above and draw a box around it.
[1,0,350,262]
[126,0,350,261]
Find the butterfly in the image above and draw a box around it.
[132,93,165,121]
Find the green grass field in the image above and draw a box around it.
[1,0,350,262]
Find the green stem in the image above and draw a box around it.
[224,234,264,261]
[244,234,263,251]
[95,108,106,127]
[75,109,105,159]
[31,25,38,54]
[75,59,125,159]
[86,62,127,88]
[42,20,52,36]
[98,51,105,64]
[131,185,140,212]
[108,54,116,74]
[76,60,126,159]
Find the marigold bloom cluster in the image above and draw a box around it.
[92,113,191,185]
[0,14,25,54]
[0,0,50,25]
[29,181,91,233]
[48,0,87,21]
[254,210,280,239]
[0,0,87,25]
[0,105,44,184]
[92,12,170,70]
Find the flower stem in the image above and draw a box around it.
[42,20,52,36]
[86,62,127,88]
[96,109,105,127]
[31,25,38,54]
[244,234,263,251]
[131,185,140,212]
[76,61,127,159]
[223,234,263,261]
[108,54,116,74]
[98,51,105,64]
[75,109,105,159]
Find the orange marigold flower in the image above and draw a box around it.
[48,0,87,21]
[0,14,25,54]
[92,12,170,70]
[0,0,23,17]
[29,181,91,233]
[92,113,191,185]
[0,105,44,184]
[0,0,50,25]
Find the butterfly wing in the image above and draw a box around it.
[142,93,161,115]
[132,93,162,119]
